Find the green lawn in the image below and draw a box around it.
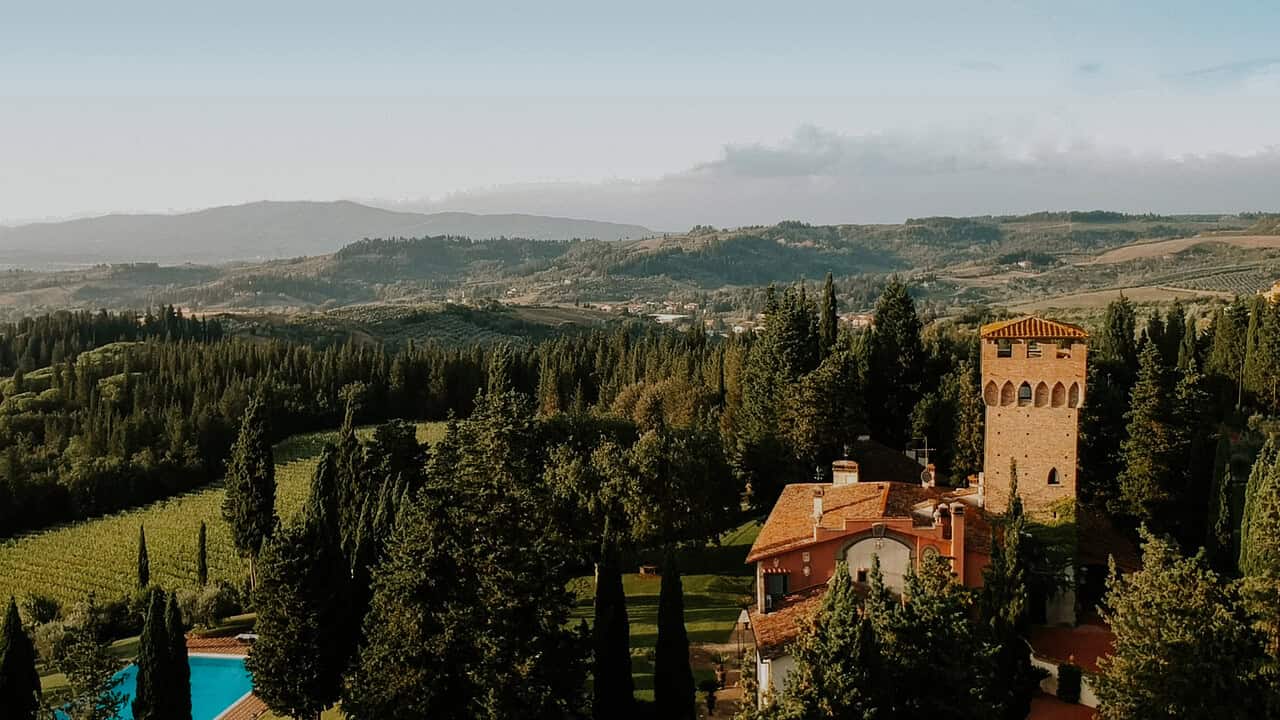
[569,519,760,700]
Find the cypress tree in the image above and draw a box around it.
[1098,294,1138,369]
[653,552,695,720]
[166,593,192,720]
[1240,438,1280,577]
[132,589,170,720]
[247,522,338,720]
[222,395,277,590]
[0,597,40,720]
[1177,313,1198,372]
[865,278,924,448]
[773,561,885,718]
[592,552,634,719]
[196,521,208,587]
[980,471,1044,720]
[818,272,838,359]
[137,525,150,589]
[1115,343,1175,523]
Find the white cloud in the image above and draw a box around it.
[382,126,1280,230]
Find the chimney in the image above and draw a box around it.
[832,459,860,485]
[976,472,986,508]
[925,463,937,487]
[812,488,825,526]
[950,502,966,581]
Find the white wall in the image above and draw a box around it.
[845,537,911,592]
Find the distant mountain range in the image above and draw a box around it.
[0,200,654,265]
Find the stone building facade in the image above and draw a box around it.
[979,316,1088,520]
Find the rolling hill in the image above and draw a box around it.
[0,200,654,265]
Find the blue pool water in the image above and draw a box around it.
[65,655,253,720]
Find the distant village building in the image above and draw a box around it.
[1264,280,1280,302]
[841,312,874,329]
[747,316,1121,705]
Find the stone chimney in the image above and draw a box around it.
[812,488,825,526]
[832,459,860,485]
[976,472,986,508]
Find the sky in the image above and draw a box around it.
[2,0,1278,229]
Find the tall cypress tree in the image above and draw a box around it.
[166,593,192,720]
[1177,313,1199,372]
[196,521,208,587]
[1115,343,1176,524]
[132,589,170,720]
[653,552,695,720]
[592,552,634,719]
[222,394,277,590]
[0,597,40,720]
[818,272,838,359]
[1240,438,1280,577]
[137,525,150,588]
[980,471,1044,720]
[248,444,349,720]
[865,278,924,448]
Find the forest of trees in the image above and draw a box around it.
[3,277,1280,718]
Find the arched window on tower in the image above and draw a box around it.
[984,381,999,406]
[1017,382,1032,406]
[1048,467,1060,485]
[1068,382,1081,408]
[1034,382,1049,407]
[1001,381,1015,406]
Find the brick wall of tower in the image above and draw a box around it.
[981,337,1087,518]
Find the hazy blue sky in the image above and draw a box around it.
[3,1,1278,227]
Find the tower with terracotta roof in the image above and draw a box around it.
[979,316,1088,519]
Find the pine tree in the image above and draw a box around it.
[344,394,588,720]
[132,589,170,720]
[222,395,277,590]
[1115,343,1175,523]
[137,525,149,588]
[818,272,838,359]
[653,552,695,720]
[1095,530,1271,719]
[196,521,208,587]
[0,597,40,720]
[166,593,192,720]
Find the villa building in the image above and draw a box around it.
[747,315,1096,700]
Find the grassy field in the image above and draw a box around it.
[0,423,445,607]
[568,519,760,701]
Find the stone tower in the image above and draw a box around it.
[980,316,1088,519]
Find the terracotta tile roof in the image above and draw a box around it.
[847,438,939,485]
[747,481,980,562]
[1030,621,1115,674]
[980,316,1089,340]
[748,584,829,658]
[1077,506,1140,572]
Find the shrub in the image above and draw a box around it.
[1057,662,1082,704]
[22,592,62,624]
[179,581,242,628]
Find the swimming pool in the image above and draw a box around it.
[82,655,253,720]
